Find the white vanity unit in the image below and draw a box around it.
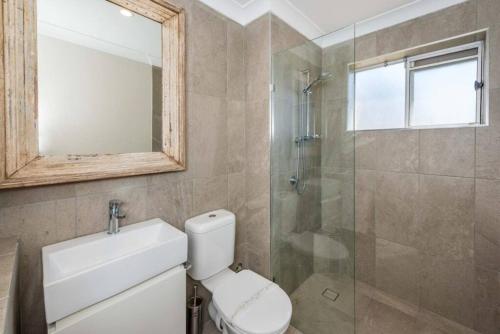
[42,219,187,334]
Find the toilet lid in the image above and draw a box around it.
[212,270,292,334]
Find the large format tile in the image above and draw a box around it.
[355,232,376,285]
[474,266,500,334]
[245,99,270,171]
[375,238,420,305]
[357,299,419,334]
[474,233,500,272]
[227,100,245,174]
[375,172,419,247]
[146,179,193,230]
[355,131,377,170]
[416,175,474,260]
[475,178,500,246]
[271,15,309,54]
[419,128,475,177]
[187,2,227,97]
[226,21,246,101]
[193,176,228,215]
[413,1,477,45]
[376,130,419,173]
[0,183,75,208]
[419,255,475,328]
[187,93,228,178]
[476,89,500,179]
[355,172,376,236]
[246,15,270,103]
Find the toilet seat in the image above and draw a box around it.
[211,270,292,334]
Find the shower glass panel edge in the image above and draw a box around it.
[270,22,356,334]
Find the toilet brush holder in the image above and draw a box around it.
[187,285,204,334]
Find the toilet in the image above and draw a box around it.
[185,209,292,334]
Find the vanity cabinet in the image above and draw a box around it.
[48,266,186,334]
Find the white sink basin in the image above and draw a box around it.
[42,218,187,324]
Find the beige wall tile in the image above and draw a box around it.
[355,232,375,285]
[419,255,475,328]
[0,184,75,208]
[74,176,147,197]
[75,193,109,236]
[247,247,270,278]
[375,238,420,305]
[193,176,228,214]
[227,100,246,174]
[475,178,500,246]
[475,233,500,272]
[146,180,193,230]
[355,33,377,61]
[245,99,270,171]
[187,2,227,97]
[227,21,246,101]
[474,266,500,334]
[419,128,475,177]
[477,89,500,179]
[375,172,419,247]
[271,15,308,54]
[355,169,376,235]
[355,131,377,170]
[187,93,228,178]
[228,172,246,220]
[376,20,420,55]
[417,175,474,260]
[413,1,477,45]
[376,130,419,173]
[246,15,270,103]
[357,299,419,334]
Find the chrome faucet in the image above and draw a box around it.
[108,200,126,234]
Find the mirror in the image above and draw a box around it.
[37,0,163,155]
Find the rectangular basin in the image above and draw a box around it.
[43,218,187,324]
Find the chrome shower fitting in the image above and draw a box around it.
[290,71,331,195]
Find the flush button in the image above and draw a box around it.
[209,214,216,218]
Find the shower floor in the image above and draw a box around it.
[290,273,480,334]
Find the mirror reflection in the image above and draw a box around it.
[37,0,163,155]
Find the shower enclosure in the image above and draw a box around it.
[271,25,356,334]
[271,2,495,333]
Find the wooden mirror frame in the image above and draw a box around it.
[0,0,186,189]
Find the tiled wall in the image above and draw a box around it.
[0,1,247,333]
[354,1,500,333]
[242,14,271,278]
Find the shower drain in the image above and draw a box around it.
[321,288,340,302]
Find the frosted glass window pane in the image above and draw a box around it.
[410,59,478,127]
[354,62,406,130]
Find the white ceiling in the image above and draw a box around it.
[231,0,253,5]
[38,0,162,66]
[202,0,468,45]
[287,0,416,34]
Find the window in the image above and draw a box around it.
[352,41,485,131]
[355,62,406,130]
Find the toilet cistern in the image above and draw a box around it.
[108,199,126,234]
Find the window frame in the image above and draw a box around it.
[405,41,485,129]
[351,40,486,131]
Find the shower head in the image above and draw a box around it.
[303,72,332,94]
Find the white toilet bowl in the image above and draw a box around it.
[204,269,291,334]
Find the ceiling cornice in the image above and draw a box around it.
[198,0,324,38]
[198,0,469,47]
